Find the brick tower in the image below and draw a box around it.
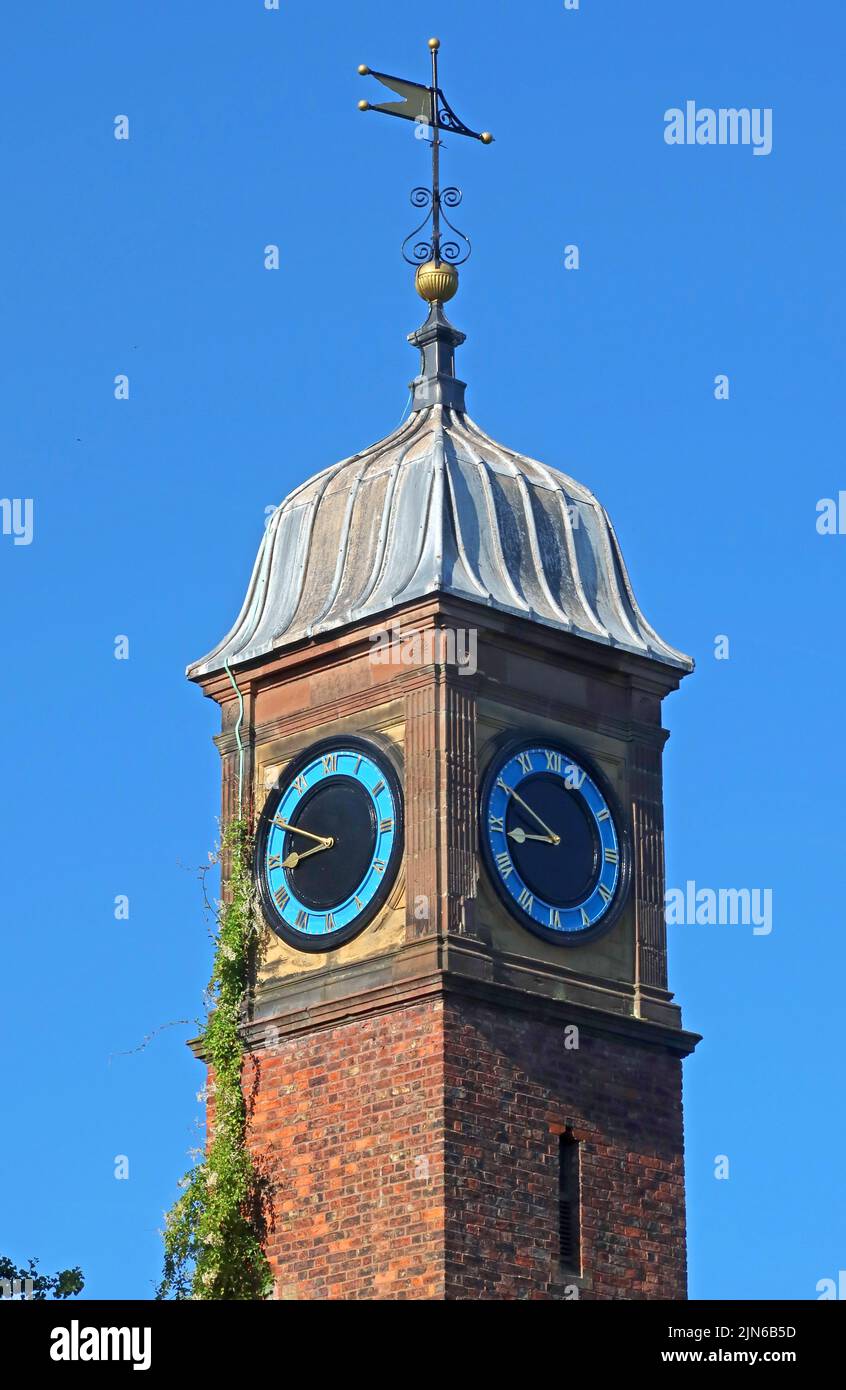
[188,45,699,1301]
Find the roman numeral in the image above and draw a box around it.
[604,848,619,864]
[517,752,533,774]
[322,754,338,774]
[580,908,590,926]
[268,854,281,870]
[273,885,289,910]
[549,908,561,928]
[496,777,512,795]
[373,859,385,875]
[354,756,362,774]
[518,887,534,913]
[325,913,336,931]
[545,750,563,774]
[295,909,309,929]
[495,851,513,880]
[353,895,363,910]
[379,818,394,833]
[293,775,308,794]
[598,884,612,904]
[489,815,504,833]
[372,779,385,796]
[597,808,610,821]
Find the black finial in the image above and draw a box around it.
[407,302,467,412]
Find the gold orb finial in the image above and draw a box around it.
[480,131,493,144]
[358,64,370,76]
[415,260,458,304]
[428,37,440,51]
[358,100,370,112]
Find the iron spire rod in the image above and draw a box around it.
[430,39,441,263]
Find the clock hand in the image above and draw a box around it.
[503,786,561,845]
[274,818,332,847]
[282,837,334,869]
[507,828,557,845]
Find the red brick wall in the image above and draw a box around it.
[238,994,688,1300]
[442,998,688,1300]
[245,999,447,1300]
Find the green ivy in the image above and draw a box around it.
[158,820,273,1300]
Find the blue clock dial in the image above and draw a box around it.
[257,739,403,952]
[480,739,628,943]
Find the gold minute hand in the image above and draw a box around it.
[273,818,330,846]
[504,786,560,845]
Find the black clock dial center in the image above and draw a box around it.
[283,776,377,911]
[506,774,600,907]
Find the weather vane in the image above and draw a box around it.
[358,37,492,302]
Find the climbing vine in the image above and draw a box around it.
[158,819,273,1300]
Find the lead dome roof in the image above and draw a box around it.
[188,303,691,679]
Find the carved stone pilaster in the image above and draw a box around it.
[404,680,439,940]
[440,676,477,937]
[404,668,478,940]
[631,739,668,991]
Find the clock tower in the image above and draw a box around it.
[188,44,699,1300]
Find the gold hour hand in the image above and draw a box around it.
[282,837,334,869]
[508,827,556,845]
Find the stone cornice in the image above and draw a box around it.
[195,593,688,709]
[189,937,700,1062]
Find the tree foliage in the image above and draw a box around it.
[0,1254,84,1300]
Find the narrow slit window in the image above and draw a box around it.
[558,1131,581,1274]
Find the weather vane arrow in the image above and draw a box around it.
[358,37,493,144]
[357,37,493,295]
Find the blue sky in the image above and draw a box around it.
[1,0,843,1300]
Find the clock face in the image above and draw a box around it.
[480,737,629,944]
[256,737,403,952]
